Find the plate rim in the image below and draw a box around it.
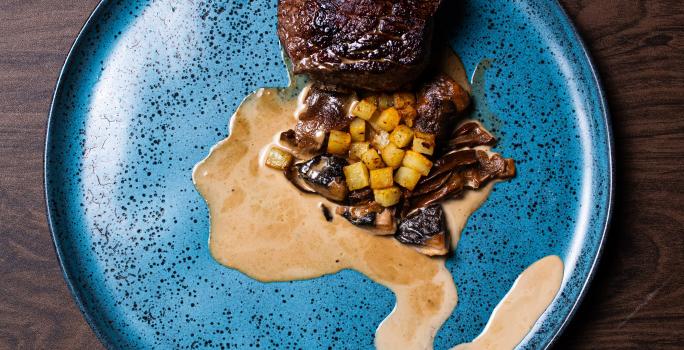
[43,1,614,349]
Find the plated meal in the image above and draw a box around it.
[46,0,612,348]
[193,1,563,349]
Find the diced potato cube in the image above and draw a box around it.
[398,105,418,127]
[361,149,386,170]
[350,118,367,142]
[412,131,436,156]
[327,130,352,155]
[265,147,293,170]
[389,125,414,148]
[343,162,370,191]
[375,107,401,132]
[351,98,377,121]
[370,130,390,150]
[414,131,435,142]
[402,150,433,176]
[378,94,394,110]
[394,166,421,191]
[374,186,402,207]
[370,167,394,190]
[381,143,406,169]
[349,142,371,161]
[393,92,416,109]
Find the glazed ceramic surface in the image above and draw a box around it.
[45,0,612,349]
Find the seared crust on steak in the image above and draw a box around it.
[278,0,443,91]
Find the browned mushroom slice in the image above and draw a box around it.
[347,188,374,206]
[288,154,349,203]
[295,86,354,153]
[395,205,449,256]
[410,173,464,210]
[336,203,396,235]
[447,122,496,150]
[422,149,480,183]
[415,74,471,150]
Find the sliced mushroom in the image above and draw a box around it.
[347,188,374,206]
[287,154,349,203]
[395,205,449,256]
[422,149,480,183]
[336,203,396,235]
[447,122,497,151]
[410,173,464,211]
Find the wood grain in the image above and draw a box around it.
[0,0,681,349]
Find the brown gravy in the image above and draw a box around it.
[193,54,564,349]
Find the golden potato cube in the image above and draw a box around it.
[370,130,390,150]
[412,131,436,156]
[374,186,402,207]
[394,166,421,191]
[361,148,386,170]
[350,118,367,142]
[398,105,418,127]
[381,143,406,169]
[351,98,377,121]
[402,150,433,176]
[375,107,401,132]
[393,92,416,109]
[389,125,414,148]
[327,130,351,155]
[349,142,371,161]
[370,167,394,190]
[343,162,370,191]
[378,94,394,110]
[265,147,293,170]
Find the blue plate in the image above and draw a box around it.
[45,0,612,349]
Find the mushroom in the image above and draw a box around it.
[395,205,449,256]
[336,203,396,235]
[286,154,349,203]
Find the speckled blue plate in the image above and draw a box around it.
[45,0,612,349]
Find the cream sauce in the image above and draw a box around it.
[192,54,564,349]
[452,256,564,350]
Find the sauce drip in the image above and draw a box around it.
[193,54,564,349]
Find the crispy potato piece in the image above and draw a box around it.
[390,125,414,148]
[393,92,416,109]
[374,186,402,207]
[370,167,394,190]
[394,166,421,190]
[350,118,367,142]
[412,131,436,156]
[349,142,371,161]
[375,107,401,132]
[381,143,406,169]
[402,150,433,176]
[327,130,352,155]
[343,162,370,191]
[361,149,386,170]
[352,98,377,121]
[265,147,293,170]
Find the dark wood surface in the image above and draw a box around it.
[0,0,682,349]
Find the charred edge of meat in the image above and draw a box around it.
[446,122,497,151]
[320,204,333,222]
[277,0,444,91]
[395,205,449,256]
[286,154,349,203]
[336,203,396,235]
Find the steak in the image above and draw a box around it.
[277,0,443,91]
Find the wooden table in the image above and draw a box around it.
[1,1,682,349]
